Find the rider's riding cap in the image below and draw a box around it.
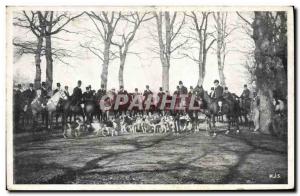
[78,80,82,84]
[57,83,61,87]
[244,84,247,87]
[179,81,183,85]
[224,87,228,90]
[159,87,163,91]
[214,80,219,84]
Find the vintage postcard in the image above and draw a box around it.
[6,5,294,191]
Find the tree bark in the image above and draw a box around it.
[118,54,126,87]
[45,34,53,89]
[34,36,43,89]
[258,86,274,133]
[162,66,170,91]
[252,12,275,134]
[197,62,205,86]
[101,42,111,89]
[155,12,171,91]
[215,12,226,86]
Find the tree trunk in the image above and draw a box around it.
[218,67,226,87]
[215,12,226,86]
[118,55,126,87]
[258,87,274,134]
[101,42,110,89]
[162,65,170,91]
[252,12,274,134]
[34,36,43,89]
[45,34,53,89]
[197,62,205,86]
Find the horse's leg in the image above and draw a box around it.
[55,112,59,128]
[212,115,216,128]
[73,114,76,122]
[45,110,49,129]
[225,114,231,134]
[235,115,240,134]
[206,116,212,136]
[48,111,52,130]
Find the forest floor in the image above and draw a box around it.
[13,124,288,184]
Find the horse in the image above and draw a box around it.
[61,96,86,128]
[239,97,252,126]
[45,90,68,129]
[197,87,240,136]
[83,96,98,125]
[97,91,116,122]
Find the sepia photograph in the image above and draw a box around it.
[6,5,294,191]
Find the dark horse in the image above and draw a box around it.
[197,86,240,136]
[61,96,85,128]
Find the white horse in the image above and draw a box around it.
[46,90,68,129]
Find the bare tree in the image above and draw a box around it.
[13,11,46,89]
[111,12,153,87]
[183,12,215,86]
[213,12,236,87]
[153,11,186,91]
[13,11,83,89]
[40,11,84,88]
[83,11,122,89]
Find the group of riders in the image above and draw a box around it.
[14,78,260,134]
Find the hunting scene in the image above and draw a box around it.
[8,7,291,187]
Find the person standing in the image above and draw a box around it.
[13,84,23,126]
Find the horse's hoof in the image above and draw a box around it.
[225,130,230,134]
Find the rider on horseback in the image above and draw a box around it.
[72,80,83,106]
[83,86,94,102]
[223,87,233,101]
[64,86,70,98]
[240,84,250,106]
[212,80,223,113]
[53,83,61,95]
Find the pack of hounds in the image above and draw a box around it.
[63,113,196,139]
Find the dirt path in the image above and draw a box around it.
[13,129,287,184]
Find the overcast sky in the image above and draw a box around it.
[12,10,254,95]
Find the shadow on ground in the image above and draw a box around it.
[13,127,287,184]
